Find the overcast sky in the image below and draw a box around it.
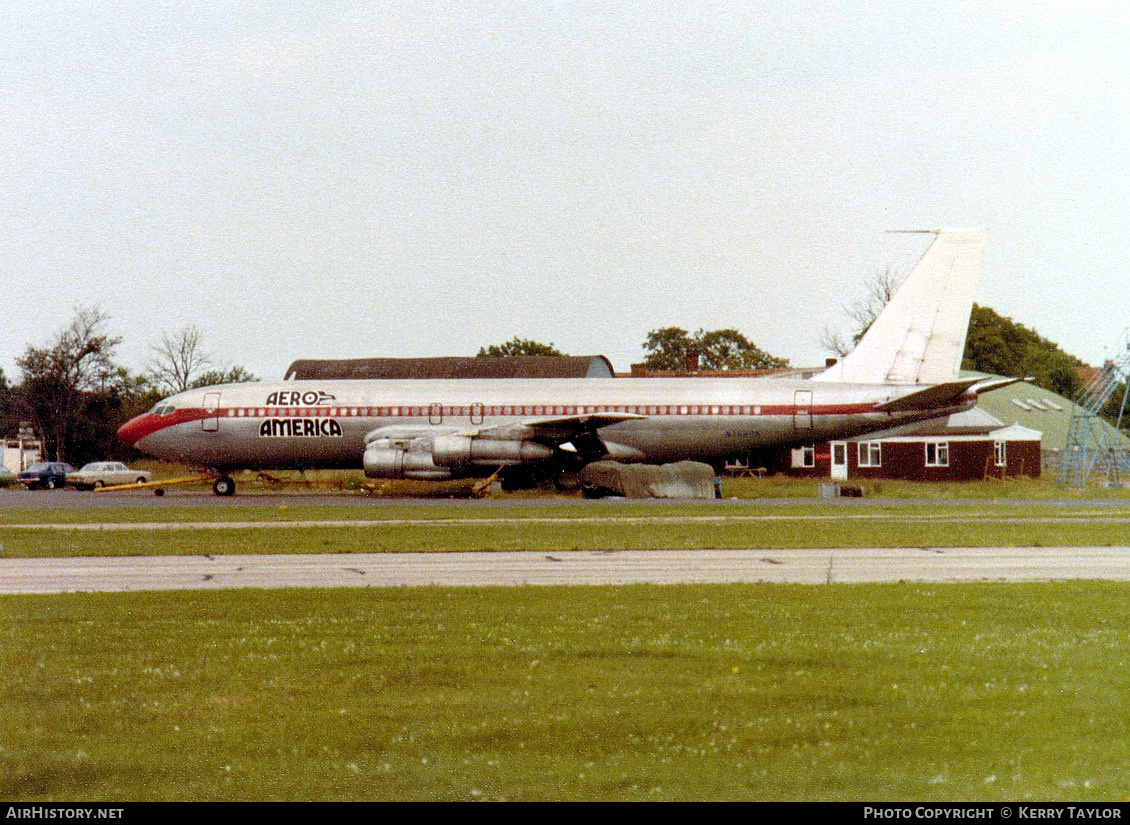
[4,1,1129,382]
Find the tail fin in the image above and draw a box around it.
[816,228,986,385]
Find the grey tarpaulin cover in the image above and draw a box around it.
[580,461,717,499]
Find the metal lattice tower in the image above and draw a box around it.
[1057,332,1130,487]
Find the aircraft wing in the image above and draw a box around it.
[475,412,646,461]
[366,413,644,445]
[363,411,646,473]
[517,412,645,439]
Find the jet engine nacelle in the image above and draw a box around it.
[362,435,554,480]
[431,435,553,467]
[363,439,452,481]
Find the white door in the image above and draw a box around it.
[830,441,848,480]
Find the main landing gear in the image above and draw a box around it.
[212,475,236,496]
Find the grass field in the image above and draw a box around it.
[1,498,1129,557]
[3,582,1130,801]
[5,474,1130,801]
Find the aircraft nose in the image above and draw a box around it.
[117,413,155,446]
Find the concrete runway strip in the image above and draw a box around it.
[4,547,1130,594]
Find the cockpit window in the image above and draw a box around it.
[150,405,177,416]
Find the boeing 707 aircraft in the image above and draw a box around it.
[119,228,1014,495]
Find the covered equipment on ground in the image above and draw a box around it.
[581,460,718,499]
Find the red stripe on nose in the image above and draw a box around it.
[117,414,161,445]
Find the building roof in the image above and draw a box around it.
[283,355,616,380]
[988,423,1042,441]
[968,374,1130,451]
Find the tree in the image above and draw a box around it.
[643,327,788,371]
[642,327,696,370]
[16,306,126,463]
[191,365,258,388]
[0,367,21,440]
[696,328,789,370]
[961,304,1084,398]
[477,337,563,357]
[148,325,212,394]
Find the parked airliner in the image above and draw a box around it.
[119,228,1014,495]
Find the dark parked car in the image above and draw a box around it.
[18,462,76,490]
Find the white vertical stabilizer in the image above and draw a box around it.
[816,228,986,385]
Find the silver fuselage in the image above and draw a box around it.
[119,376,973,472]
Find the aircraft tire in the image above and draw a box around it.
[213,476,236,497]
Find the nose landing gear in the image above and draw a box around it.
[212,475,236,496]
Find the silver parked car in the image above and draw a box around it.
[67,462,152,490]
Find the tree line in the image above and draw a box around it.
[0,307,256,466]
[478,331,791,371]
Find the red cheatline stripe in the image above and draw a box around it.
[125,401,884,442]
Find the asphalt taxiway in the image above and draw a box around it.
[4,546,1130,594]
[4,488,1130,594]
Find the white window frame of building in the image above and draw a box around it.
[858,441,882,468]
[925,441,950,467]
[994,440,1006,468]
[791,445,815,468]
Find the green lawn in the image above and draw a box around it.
[5,483,1130,801]
[3,583,1128,801]
[1,499,1129,557]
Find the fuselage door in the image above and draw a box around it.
[202,392,221,433]
[794,390,813,430]
[429,403,443,425]
[471,402,484,426]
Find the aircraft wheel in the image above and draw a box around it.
[212,476,236,497]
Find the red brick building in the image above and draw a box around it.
[757,414,1042,481]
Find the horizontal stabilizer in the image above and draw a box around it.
[875,375,1031,413]
[968,376,1032,395]
[875,379,983,412]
